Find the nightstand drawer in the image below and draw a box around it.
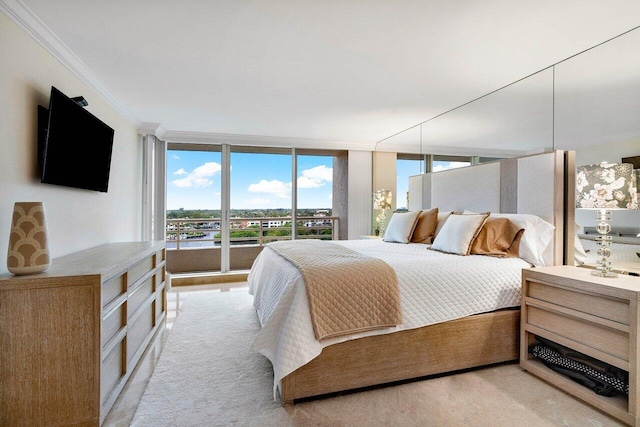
[527,305,629,361]
[527,280,629,325]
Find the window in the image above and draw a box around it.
[166,145,222,248]
[165,144,341,273]
[166,144,222,271]
[296,154,334,239]
[230,147,292,245]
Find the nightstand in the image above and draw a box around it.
[520,265,640,426]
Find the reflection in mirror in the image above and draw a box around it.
[375,68,554,158]
[419,67,554,157]
[558,27,640,268]
[375,124,421,155]
[375,26,640,271]
[554,27,640,150]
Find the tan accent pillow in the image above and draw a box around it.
[411,208,439,244]
[431,212,490,255]
[470,217,524,257]
[506,229,525,258]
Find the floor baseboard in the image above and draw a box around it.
[169,271,249,287]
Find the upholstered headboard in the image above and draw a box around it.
[408,150,575,265]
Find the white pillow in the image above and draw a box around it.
[490,213,555,267]
[431,213,489,255]
[434,211,453,239]
[383,211,421,243]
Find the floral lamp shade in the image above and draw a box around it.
[576,162,638,210]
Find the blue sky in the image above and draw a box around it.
[167,150,333,210]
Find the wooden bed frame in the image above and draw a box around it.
[278,150,575,404]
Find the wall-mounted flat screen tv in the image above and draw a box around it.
[38,86,115,192]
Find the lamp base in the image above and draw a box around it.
[591,269,618,278]
[592,208,617,279]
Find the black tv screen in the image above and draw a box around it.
[39,86,114,192]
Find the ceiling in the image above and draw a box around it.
[7,1,640,151]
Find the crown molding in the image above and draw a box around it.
[137,122,167,139]
[153,127,376,151]
[0,0,140,126]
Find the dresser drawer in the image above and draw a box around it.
[527,305,629,361]
[155,287,166,323]
[127,304,154,365]
[128,276,154,318]
[156,268,165,289]
[527,280,629,325]
[102,274,125,308]
[127,255,154,287]
[102,303,125,348]
[101,338,125,404]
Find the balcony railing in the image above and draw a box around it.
[166,216,339,250]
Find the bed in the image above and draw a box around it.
[248,150,575,404]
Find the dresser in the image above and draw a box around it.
[0,241,167,426]
[520,265,640,426]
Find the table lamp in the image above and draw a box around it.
[373,189,392,237]
[576,162,638,277]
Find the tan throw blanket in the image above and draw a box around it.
[267,239,402,341]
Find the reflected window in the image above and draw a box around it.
[396,155,423,210]
[478,157,504,164]
[433,155,471,172]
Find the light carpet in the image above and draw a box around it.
[131,289,624,427]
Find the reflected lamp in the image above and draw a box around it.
[373,189,392,237]
[576,162,638,277]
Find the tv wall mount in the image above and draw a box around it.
[71,96,88,107]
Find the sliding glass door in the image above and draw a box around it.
[166,144,222,272]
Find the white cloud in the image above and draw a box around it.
[172,154,180,160]
[174,168,187,176]
[248,179,291,198]
[171,162,222,188]
[298,165,333,189]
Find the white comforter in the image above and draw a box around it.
[248,239,531,397]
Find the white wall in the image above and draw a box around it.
[574,137,640,232]
[0,12,142,275]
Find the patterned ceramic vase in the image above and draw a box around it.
[7,202,51,275]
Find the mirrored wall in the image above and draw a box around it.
[375,26,640,159]
[375,25,640,261]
